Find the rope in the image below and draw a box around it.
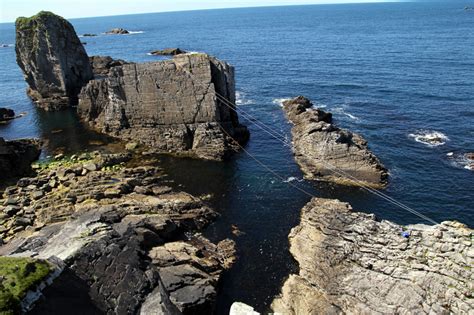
[212,91,439,225]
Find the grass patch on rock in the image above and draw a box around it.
[0,257,51,314]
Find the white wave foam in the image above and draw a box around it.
[1,44,13,48]
[333,107,360,121]
[128,31,145,34]
[408,130,449,147]
[236,91,255,106]
[447,152,473,171]
[283,176,304,183]
[272,98,291,107]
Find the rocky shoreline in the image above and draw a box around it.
[0,151,234,314]
[272,198,473,314]
[283,96,388,188]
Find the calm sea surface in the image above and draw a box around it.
[0,2,473,313]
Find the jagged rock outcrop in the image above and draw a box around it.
[272,198,473,314]
[78,53,249,161]
[150,48,187,56]
[89,55,128,77]
[283,96,388,188]
[0,108,15,122]
[15,11,93,110]
[0,137,41,182]
[0,152,234,314]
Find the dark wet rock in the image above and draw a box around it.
[0,152,233,314]
[82,33,97,37]
[0,108,15,122]
[272,197,473,314]
[283,96,388,188]
[15,11,93,110]
[150,48,187,56]
[78,53,249,161]
[89,55,128,77]
[105,28,129,35]
[0,137,41,182]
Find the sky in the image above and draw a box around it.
[0,0,394,23]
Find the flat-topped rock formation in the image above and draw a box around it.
[0,152,234,314]
[272,198,473,314]
[283,96,388,188]
[0,137,41,182]
[15,11,93,110]
[78,53,249,161]
[106,28,129,35]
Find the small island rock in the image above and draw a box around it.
[105,28,129,34]
[150,48,187,56]
[0,108,15,122]
[283,96,388,188]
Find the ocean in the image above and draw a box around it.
[0,1,473,313]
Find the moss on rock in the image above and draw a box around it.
[0,257,51,314]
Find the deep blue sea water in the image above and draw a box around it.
[0,2,473,313]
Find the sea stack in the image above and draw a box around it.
[15,11,93,110]
[283,96,388,188]
[272,198,473,314]
[78,53,250,161]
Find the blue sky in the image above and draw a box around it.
[0,0,394,23]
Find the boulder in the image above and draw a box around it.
[105,28,129,35]
[0,108,15,122]
[272,198,473,314]
[0,137,41,182]
[150,48,187,56]
[15,11,93,110]
[283,96,388,188]
[78,53,249,161]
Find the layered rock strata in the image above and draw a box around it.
[15,11,93,110]
[283,96,388,188]
[272,198,473,314]
[78,53,249,160]
[0,152,234,314]
[0,137,41,182]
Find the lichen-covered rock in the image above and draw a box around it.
[15,11,93,110]
[78,53,249,161]
[283,96,388,188]
[0,137,41,182]
[0,152,233,314]
[272,198,473,315]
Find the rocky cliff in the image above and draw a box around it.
[0,138,41,183]
[272,198,473,314]
[283,96,388,188]
[78,53,249,161]
[0,152,234,314]
[15,11,93,110]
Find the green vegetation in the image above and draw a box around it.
[0,257,51,314]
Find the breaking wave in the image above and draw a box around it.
[272,98,291,107]
[283,176,304,183]
[332,107,360,121]
[446,152,473,171]
[128,31,145,34]
[236,91,255,106]
[0,44,13,48]
[409,130,449,147]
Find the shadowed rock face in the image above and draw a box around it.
[15,11,93,110]
[78,53,249,161]
[283,96,388,188]
[0,137,41,183]
[272,198,473,315]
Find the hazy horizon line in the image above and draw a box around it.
[1,0,408,24]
